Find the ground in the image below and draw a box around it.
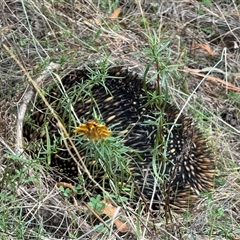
[0,0,240,239]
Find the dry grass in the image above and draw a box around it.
[0,0,240,239]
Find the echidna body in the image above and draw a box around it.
[23,66,215,212]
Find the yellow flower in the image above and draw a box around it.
[74,120,111,140]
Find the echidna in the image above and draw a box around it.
[23,66,215,212]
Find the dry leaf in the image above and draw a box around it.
[102,203,131,233]
[57,182,74,189]
[183,67,240,92]
[57,182,77,194]
[109,7,122,20]
[192,42,214,56]
[74,120,111,140]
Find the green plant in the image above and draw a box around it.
[0,152,46,239]
[93,0,119,14]
[88,194,105,212]
[141,29,182,219]
[202,27,215,35]
[197,0,212,14]
[227,90,240,105]
[208,206,234,239]
[59,185,72,197]
[201,0,212,5]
